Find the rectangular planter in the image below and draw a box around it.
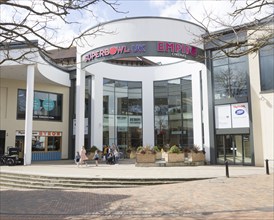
[165,153,184,163]
[190,152,205,162]
[156,152,162,160]
[136,153,156,163]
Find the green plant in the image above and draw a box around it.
[137,146,156,154]
[153,146,160,152]
[90,145,98,153]
[168,145,181,154]
[137,146,144,153]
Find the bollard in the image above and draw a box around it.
[265,159,269,175]
[225,160,229,178]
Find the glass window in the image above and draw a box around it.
[212,50,228,66]
[103,79,115,115]
[32,136,45,151]
[85,77,92,118]
[212,48,248,100]
[31,132,62,152]
[17,89,62,121]
[103,79,142,149]
[17,89,26,119]
[181,76,193,147]
[47,136,61,151]
[259,41,274,91]
[154,76,193,147]
[128,82,142,115]
[116,81,128,115]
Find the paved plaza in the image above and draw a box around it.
[0,161,273,220]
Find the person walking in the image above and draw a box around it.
[93,150,99,166]
[80,146,88,166]
[75,151,80,167]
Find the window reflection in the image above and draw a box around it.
[103,79,142,149]
[259,39,274,91]
[17,89,62,121]
[212,48,248,100]
[154,76,193,147]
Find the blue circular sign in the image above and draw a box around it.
[42,99,55,111]
[33,98,40,111]
[235,109,245,115]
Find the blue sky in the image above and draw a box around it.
[111,0,161,17]
[81,0,270,31]
[1,0,271,48]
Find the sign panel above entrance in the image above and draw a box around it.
[81,41,204,68]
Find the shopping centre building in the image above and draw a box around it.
[0,17,273,167]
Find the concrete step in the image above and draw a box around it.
[0,172,189,189]
[0,181,140,189]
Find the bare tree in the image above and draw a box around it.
[0,0,122,64]
[214,67,247,99]
[182,0,274,58]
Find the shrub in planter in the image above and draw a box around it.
[153,146,160,152]
[136,146,156,163]
[182,146,191,158]
[153,146,162,159]
[190,145,206,162]
[137,146,156,154]
[169,145,180,153]
[165,145,184,162]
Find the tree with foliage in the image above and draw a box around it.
[0,0,120,64]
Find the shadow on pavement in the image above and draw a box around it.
[0,189,130,220]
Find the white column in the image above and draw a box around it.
[24,65,35,165]
[201,68,211,161]
[75,68,85,154]
[142,80,155,146]
[192,71,203,148]
[91,75,103,150]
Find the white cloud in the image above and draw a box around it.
[1,0,113,49]
[2,0,271,49]
[149,0,170,7]
[158,1,185,19]
[150,0,271,31]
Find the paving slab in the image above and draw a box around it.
[0,173,273,220]
[0,160,271,180]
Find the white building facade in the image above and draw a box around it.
[75,17,211,161]
[0,17,273,167]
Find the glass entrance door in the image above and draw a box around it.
[216,134,251,165]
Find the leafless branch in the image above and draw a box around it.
[181,0,273,59]
[0,0,125,64]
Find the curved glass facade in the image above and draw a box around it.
[103,79,142,148]
[154,76,193,147]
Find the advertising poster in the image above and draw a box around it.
[215,105,231,129]
[231,103,249,128]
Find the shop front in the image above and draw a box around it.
[15,131,62,161]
